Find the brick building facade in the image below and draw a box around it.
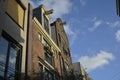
[27,4,75,80]
[0,1,75,80]
[51,18,74,80]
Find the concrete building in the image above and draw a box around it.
[51,18,75,80]
[0,0,28,80]
[73,62,91,80]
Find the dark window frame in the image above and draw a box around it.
[0,31,22,80]
[43,14,49,34]
[44,50,53,66]
[38,63,43,80]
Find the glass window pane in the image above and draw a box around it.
[44,69,54,80]
[0,37,9,77]
[38,64,43,80]
[7,44,19,80]
[44,15,49,34]
[45,51,52,65]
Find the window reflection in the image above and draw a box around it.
[7,44,19,79]
[44,15,49,34]
[45,51,53,66]
[38,64,43,80]
[0,37,8,77]
[44,69,53,80]
[0,35,21,80]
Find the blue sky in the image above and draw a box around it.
[29,0,120,80]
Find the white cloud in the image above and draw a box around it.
[29,0,36,8]
[106,21,120,27]
[115,30,120,42]
[64,25,79,46]
[29,0,72,19]
[88,20,102,32]
[80,0,86,6]
[78,50,115,72]
[64,25,74,36]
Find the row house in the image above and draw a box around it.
[27,4,75,80]
[0,1,74,80]
[27,4,61,80]
[51,18,74,80]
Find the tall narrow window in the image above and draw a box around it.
[45,50,53,66]
[51,25,57,44]
[0,32,22,80]
[65,63,69,71]
[38,33,42,41]
[43,15,49,34]
[7,44,20,80]
[0,37,8,79]
[38,64,43,80]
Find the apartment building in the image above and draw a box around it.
[51,18,75,80]
[26,4,63,80]
[0,1,75,80]
[0,0,28,80]
[26,4,75,80]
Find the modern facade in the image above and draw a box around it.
[0,0,28,80]
[73,62,91,80]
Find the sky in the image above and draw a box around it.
[29,0,120,80]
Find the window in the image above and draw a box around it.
[0,32,22,80]
[38,64,43,80]
[43,15,49,34]
[60,58,64,70]
[53,50,57,59]
[0,36,8,78]
[65,63,69,71]
[58,34,61,43]
[43,39,50,47]
[51,25,57,44]
[44,69,54,80]
[38,33,42,41]
[44,50,53,66]
[7,0,25,28]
